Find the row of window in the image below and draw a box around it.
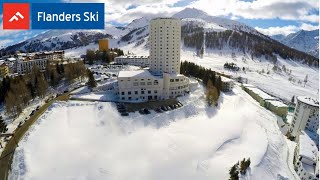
[121,90,158,95]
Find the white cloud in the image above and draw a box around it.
[255,23,319,36]
[300,23,319,31]
[255,25,298,36]
[189,0,319,23]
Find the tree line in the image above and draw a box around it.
[0,61,87,117]
[180,61,222,106]
[85,48,124,65]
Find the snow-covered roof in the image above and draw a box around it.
[247,87,276,100]
[7,57,16,61]
[242,84,255,88]
[221,76,233,83]
[116,55,149,59]
[118,70,155,78]
[266,100,288,108]
[299,131,318,164]
[297,96,319,107]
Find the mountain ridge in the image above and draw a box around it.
[0,8,318,66]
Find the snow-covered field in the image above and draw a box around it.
[9,84,295,180]
[181,49,319,101]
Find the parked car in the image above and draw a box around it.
[155,108,163,113]
[143,108,151,114]
[36,106,40,111]
[18,121,23,128]
[121,112,129,116]
[169,105,175,109]
[139,109,145,114]
[161,106,168,111]
[30,110,35,116]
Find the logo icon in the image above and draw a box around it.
[3,3,30,30]
[9,12,25,22]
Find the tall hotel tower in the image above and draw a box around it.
[117,17,189,102]
[149,18,181,75]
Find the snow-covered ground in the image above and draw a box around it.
[9,84,295,180]
[181,49,319,101]
[64,42,318,102]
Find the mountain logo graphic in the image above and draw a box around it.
[9,12,25,22]
[3,3,30,30]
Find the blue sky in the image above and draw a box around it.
[0,0,319,47]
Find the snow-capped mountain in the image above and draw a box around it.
[272,30,319,57]
[173,8,266,37]
[1,8,317,65]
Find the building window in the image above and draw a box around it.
[148,90,151,94]
[140,82,145,85]
[135,91,138,94]
[141,91,144,94]
[128,91,131,95]
[154,90,157,93]
[170,79,174,82]
[121,92,124,95]
[133,82,138,86]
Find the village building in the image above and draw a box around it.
[114,55,149,67]
[16,59,48,75]
[220,76,234,92]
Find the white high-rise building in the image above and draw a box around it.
[117,18,189,102]
[290,96,319,137]
[149,18,181,75]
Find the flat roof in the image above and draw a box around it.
[221,76,233,82]
[266,100,288,108]
[115,55,149,59]
[118,70,156,78]
[297,96,319,107]
[247,87,276,100]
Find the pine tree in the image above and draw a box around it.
[87,70,96,89]
[229,162,239,180]
[304,74,308,87]
[36,74,48,98]
[0,116,8,133]
[240,158,246,174]
[291,96,295,103]
[206,79,219,106]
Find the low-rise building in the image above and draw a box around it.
[220,76,234,92]
[294,131,319,180]
[118,70,190,102]
[163,73,190,99]
[16,59,48,75]
[35,51,64,61]
[0,63,9,78]
[243,85,276,106]
[290,96,319,138]
[265,100,288,119]
[118,70,164,102]
[114,55,149,67]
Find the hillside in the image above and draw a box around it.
[273,30,319,58]
[1,8,318,66]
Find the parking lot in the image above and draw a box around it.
[116,99,184,116]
